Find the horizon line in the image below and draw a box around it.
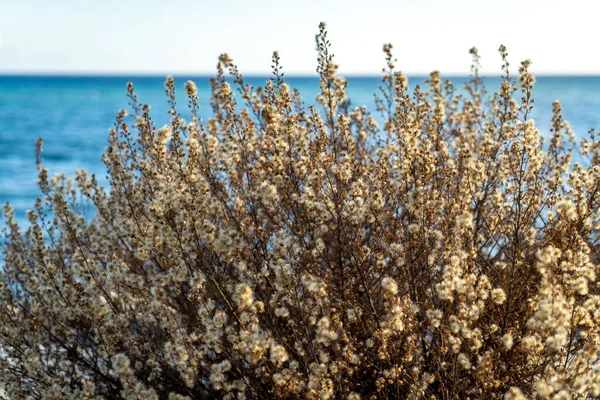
[3,71,600,78]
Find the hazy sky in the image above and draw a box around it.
[0,0,597,75]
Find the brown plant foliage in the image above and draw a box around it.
[2,23,600,399]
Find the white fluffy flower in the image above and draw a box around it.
[235,284,254,309]
[381,277,398,295]
[491,288,507,305]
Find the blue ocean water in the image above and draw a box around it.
[2,75,600,228]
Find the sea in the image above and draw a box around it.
[2,75,600,228]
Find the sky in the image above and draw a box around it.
[0,0,598,76]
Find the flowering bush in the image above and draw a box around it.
[2,23,600,399]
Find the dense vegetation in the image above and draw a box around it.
[2,23,600,399]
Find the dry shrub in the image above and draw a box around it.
[2,23,600,399]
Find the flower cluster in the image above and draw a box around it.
[2,23,600,399]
